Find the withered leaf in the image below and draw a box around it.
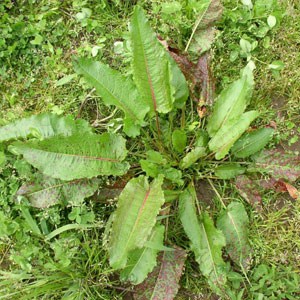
[133,247,186,300]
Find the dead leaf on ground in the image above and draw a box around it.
[133,247,187,300]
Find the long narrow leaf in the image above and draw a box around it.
[109,175,165,269]
[9,133,129,180]
[231,127,274,158]
[179,184,227,294]
[0,113,92,142]
[120,224,165,285]
[74,58,149,137]
[207,63,254,137]
[130,6,174,114]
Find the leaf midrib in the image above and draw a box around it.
[227,210,244,264]
[200,221,219,283]
[24,179,81,197]
[25,147,120,163]
[77,63,139,121]
[135,16,157,112]
[123,187,151,253]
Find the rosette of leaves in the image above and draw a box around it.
[0,5,278,299]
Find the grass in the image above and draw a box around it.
[0,0,299,299]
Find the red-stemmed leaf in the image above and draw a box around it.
[133,247,187,300]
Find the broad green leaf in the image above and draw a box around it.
[179,147,206,169]
[109,175,165,269]
[130,6,174,114]
[209,110,259,160]
[217,202,251,268]
[120,224,165,285]
[231,127,274,158]
[206,64,254,137]
[133,246,187,300]
[17,175,99,208]
[168,55,189,109]
[172,129,187,153]
[179,184,227,293]
[0,113,92,143]
[185,0,223,54]
[215,163,245,179]
[74,58,149,137]
[9,133,129,180]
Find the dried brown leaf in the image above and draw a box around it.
[235,175,263,211]
[186,0,223,54]
[133,247,187,300]
[254,149,300,182]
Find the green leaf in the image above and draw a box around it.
[0,151,6,167]
[185,0,223,54]
[268,60,284,70]
[120,224,165,285]
[179,184,227,293]
[162,167,183,186]
[209,110,259,160]
[17,175,99,208]
[130,6,174,114]
[145,150,167,165]
[179,147,206,169]
[217,202,251,268]
[267,15,277,28]
[55,74,77,87]
[133,246,187,300]
[172,129,187,153]
[141,161,183,186]
[215,163,245,179]
[206,64,254,137]
[10,133,129,180]
[109,175,165,269]
[254,0,277,17]
[161,2,182,14]
[140,160,160,178]
[195,129,210,147]
[231,127,274,158]
[0,113,92,143]
[30,34,43,45]
[74,58,149,137]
